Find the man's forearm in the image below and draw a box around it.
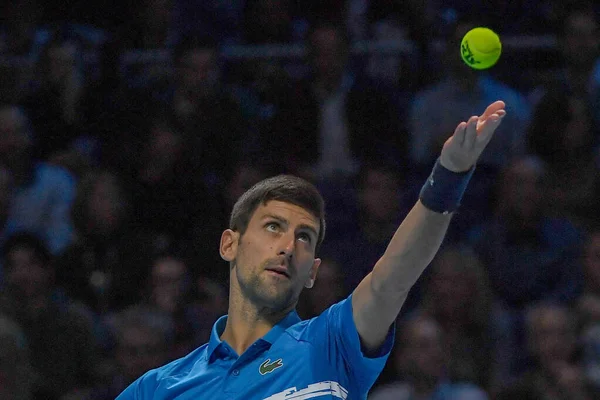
[370,200,452,296]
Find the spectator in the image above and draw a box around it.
[0,313,34,400]
[94,305,175,399]
[132,34,249,176]
[0,232,100,399]
[527,90,600,231]
[468,155,583,310]
[320,162,414,293]
[416,246,495,389]
[369,315,489,400]
[0,105,76,255]
[467,155,584,381]
[530,4,600,118]
[498,303,592,400]
[118,112,217,242]
[54,169,164,314]
[266,21,405,180]
[23,33,86,161]
[140,253,213,358]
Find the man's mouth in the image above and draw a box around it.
[265,265,290,278]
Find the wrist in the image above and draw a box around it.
[419,158,475,214]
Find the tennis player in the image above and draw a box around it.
[117,101,506,399]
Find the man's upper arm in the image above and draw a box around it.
[351,271,406,352]
[312,294,394,397]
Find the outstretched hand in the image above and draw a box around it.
[440,100,506,172]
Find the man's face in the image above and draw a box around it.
[224,200,321,312]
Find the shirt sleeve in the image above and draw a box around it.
[116,370,158,400]
[312,294,395,397]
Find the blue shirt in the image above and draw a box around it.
[117,294,394,399]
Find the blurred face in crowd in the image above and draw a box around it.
[116,325,167,383]
[5,246,51,300]
[0,106,32,168]
[498,157,545,221]
[359,169,401,223]
[150,257,188,313]
[561,10,600,68]
[45,41,78,85]
[142,124,183,170]
[563,96,593,155]
[309,26,348,86]
[221,200,321,313]
[87,172,125,235]
[584,231,600,292]
[176,48,219,96]
[428,251,478,321]
[527,305,576,367]
[395,317,446,384]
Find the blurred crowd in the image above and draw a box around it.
[1,0,600,399]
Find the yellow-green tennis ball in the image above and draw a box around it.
[460,27,502,70]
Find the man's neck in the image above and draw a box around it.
[220,287,294,356]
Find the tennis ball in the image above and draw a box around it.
[460,27,502,70]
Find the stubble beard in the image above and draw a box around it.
[234,260,297,312]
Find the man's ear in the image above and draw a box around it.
[220,229,240,262]
[305,258,321,288]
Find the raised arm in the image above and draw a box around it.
[352,101,506,350]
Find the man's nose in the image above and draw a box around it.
[277,233,295,257]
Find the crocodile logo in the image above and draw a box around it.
[259,358,283,375]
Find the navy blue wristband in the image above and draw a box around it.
[419,158,475,214]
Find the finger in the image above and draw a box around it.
[464,116,478,150]
[480,100,506,120]
[476,113,504,147]
[453,121,468,145]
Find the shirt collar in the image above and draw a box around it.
[206,310,302,362]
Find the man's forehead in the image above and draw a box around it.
[255,200,319,225]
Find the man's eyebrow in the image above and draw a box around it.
[262,214,289,225]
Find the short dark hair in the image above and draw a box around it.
[2,232,51,267]
[229,175,326,250]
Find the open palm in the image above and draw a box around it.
[440,100,506,172]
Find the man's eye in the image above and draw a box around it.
[298,233,312,243]
[266,223,279,232]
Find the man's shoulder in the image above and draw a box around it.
[148,344,210,382]
[286,296,353,343]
